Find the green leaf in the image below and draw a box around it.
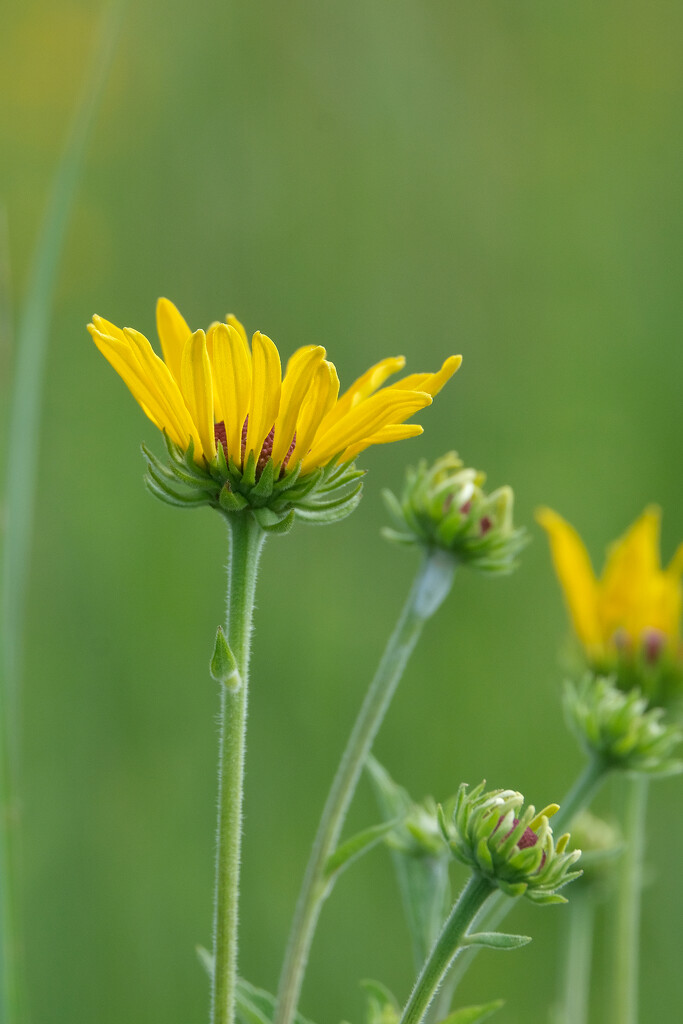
[366,757,451,971]
[236,979,316,1024]
[461,931,532,950]
[210,627,241,689]
[324,820,399,881]
[360,979,400,1024]
[435,999,504,1024]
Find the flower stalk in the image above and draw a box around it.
[211,514,266,1024]
[274,549,456,1024]
[612,775,649,1024]
[398,874,495,1024]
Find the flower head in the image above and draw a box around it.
[439,781,581,904]
[383,452,526,572]
[537,507,683,701]
[564,676,683,776]
[88,300,460,529]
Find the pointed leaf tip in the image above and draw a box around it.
[210,627,241,689]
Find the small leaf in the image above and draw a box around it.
[235,979,316,1024]
[366,757,451,971]
[462,931,532,950]
[210,627,241,689]
[360,979,400,1024]
[435,999,504,1024]
[325,820,398,881]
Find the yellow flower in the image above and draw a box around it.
[88,299,461,477]
[536,506,683,665]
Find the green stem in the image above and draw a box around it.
[559,889,595,1024]
[399,875,494,1024]
[553,755,609,834]
[612,775,648,1024]
[433,755,610,1016]
[0,9,124,1022]
[274,549,456,1024]
[211,514,266,1024]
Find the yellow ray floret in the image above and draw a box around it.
[537,506,683,660]
[87,299,461,475]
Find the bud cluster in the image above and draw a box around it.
[563,676,683,776]
[439,781,581,904]
[382,453,526,572]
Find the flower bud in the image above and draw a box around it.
[382,453,526,573]
[439,781,581,904]
[563,675,683,776]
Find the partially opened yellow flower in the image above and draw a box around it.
[537,507,683,696]
[88,299,461,530]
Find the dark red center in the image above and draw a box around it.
[213,418,296,475]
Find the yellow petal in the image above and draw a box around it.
[288,361,340,467]
[302,389,432,474]
[205,324,225,422]
[598,507,661,641]
[340,423,423,464]
[667,541,683,580]
[211,323,253,464]
[156,298,192,385]
[123,328,198,454]
[88,323,165,432]
[181,329,216,461]
[536,507,603,652]
[271,345,326,466]
[226,314,250,355]
[245,331,281,460]
[322,356,406,432]
[388,355,462,397]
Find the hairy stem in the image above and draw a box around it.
[400,875,494,1024]
[559,888,595,1024]
[211,514,266,1024]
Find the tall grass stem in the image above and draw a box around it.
[0,7,124,1020]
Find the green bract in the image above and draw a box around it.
[439,782,582,904]
[142,434,364,532]
[382,453,526,572]
[564,676,683,776]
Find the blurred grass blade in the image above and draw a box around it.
[0,5,125,1020]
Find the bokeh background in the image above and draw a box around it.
[2,1,682,1021]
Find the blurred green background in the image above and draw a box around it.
[1,1,682,1021]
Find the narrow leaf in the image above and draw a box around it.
[435,999,504,1024]
[366,756,451,971]
[462,931,532,950]
[324,820,399,881]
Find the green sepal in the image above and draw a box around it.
[324,820,399,882]
[434,999,504,1024]
[145,476,211,509]
[252,507,296,534]
[461,931,532,950]
[241,450,258,489]
[524,890,568,905]
[210,627,241,689]
[220,485,249,512]
[249,458,276,503]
